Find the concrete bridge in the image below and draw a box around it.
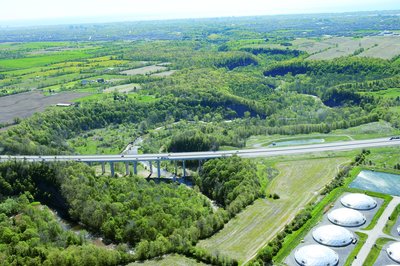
[0,137,399,177]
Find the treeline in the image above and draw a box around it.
[213,51,259,70]
[195,156,264,216]
[331,75,400,93]
[241,47,304,58]
[264,57,399,78]
[168,130,219,152]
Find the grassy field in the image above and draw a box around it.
[128,254,207,266]
[332,121,400,140]
[363,238,395,266]
[0,51,93,70]
[246,134,351,148]
[384,204,400,235]
[360,88,400,98]
[365,146,400,169]
[68,123,138,155]
[151,70,176,77]
[197,154,350,264]
[103,83,141,93]
[245,121,400,149]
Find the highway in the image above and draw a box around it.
[0,137,399,163]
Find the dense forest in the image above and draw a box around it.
[0,160,257,264]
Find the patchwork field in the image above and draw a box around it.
[0,91,88,124]
[197,155,350,263]
[291,36,400,60]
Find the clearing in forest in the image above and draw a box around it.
[120,65,167,75]
[197,155,350,263]
[103,84,142,93]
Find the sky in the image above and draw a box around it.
[0,0,399,26]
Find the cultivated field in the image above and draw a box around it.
[197,155,350,263]
[0,91,88,124]
[103,83,142,93]
[151,70,176,77]
[292,36,400,60]
[120,65,167,75]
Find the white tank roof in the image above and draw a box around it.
[340,193,377,210]
[387,242,400,263]
[327,208,366,227]
[294,245,339,266]
[312,225,353,247]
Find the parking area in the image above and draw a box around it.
[373,241,400,265]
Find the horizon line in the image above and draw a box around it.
[1,8,399,28]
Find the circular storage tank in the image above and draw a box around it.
[340,193,377,210]
[387,242,400,263]
[294,244,339,266]
[312,225,353,247]
[327,208,366,227]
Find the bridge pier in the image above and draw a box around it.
[125,162,130,176]
[149,161,153,177]
[133,161,138,175]
[182,160,186,178]
[101,162,105,175]
[197,160,202,174]
[174,161,178,175]
[110,162,115,177]
[157,160,161,178]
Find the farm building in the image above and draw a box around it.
[387,242,400,263]
[340,193,377,210]
[56,103,74,107]
[327,208,366,227]
[312,225,354,247]
[294,245,339,266]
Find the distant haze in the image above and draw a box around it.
[1,0,399,26]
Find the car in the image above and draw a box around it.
[390,136,400,140]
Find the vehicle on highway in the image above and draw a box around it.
[390,136,400,140]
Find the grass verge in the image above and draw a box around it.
[343,232,368,266]
[383,204,400,235]
[362,238,395,266]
